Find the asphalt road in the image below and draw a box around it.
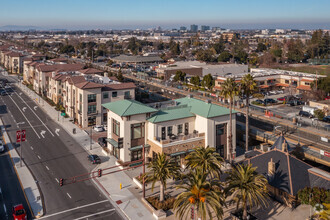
[0,151,33,220]
[0,75,123,219]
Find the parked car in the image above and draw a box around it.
[269,91,277,95]
[1,91,6,96]
[94,125,104,132]
[299,110,313,118]
[12,204,27,220]
[87,154,101,164]
[0,140,5,153]
[277,97,286,101]
[98,137,107,147]
[323,116,330,123]
[264,98,277,104]
[277,90,284,94]
[254,99,264,105]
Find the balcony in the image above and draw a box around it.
[87,110,98,116]
[151,132,205,148]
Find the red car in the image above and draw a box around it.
[277,97,285,101]
[12,204,27,220]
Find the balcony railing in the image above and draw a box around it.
[87,110,98,116]
[154,132,205,145]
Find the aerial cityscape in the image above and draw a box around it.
[0,0,329,220]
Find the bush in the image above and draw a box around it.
[146,194,175,211]
[297,187,330,207]
[314,109,325,121]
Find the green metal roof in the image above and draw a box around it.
[175,97,236,118]
[147,106,195,123]
[102,100,157,117]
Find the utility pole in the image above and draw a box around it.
[90,126,92,150]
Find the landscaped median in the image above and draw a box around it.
[0,119,44,218]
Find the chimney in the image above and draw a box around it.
[282,142,287,152]
[268,158,275,176]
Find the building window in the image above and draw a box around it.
[79,104,82,112]
[88,94,96,103]
[161,127,166,140]
[178,124,183,134]
[79,94,82,102]
[184,123,189,135]
[216,124,224,135]
[131,123,144,139]
[305,82,310,86]
[112,119,120,136]
[131,149,142,161]
[124,91,130,97]
[59,89,61,94]
[103,92,109,99]
[87,105,96,114]
[112,92,117,97]
[167,126,173,136]
[103,113,107,122]
[285,80,289,84]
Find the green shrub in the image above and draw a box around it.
[297,187,330,207]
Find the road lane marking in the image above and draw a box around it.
[1,86,41,139]
[55,178,59,183]
[55,128,60,136]
[40,130,46,138]
[30,146,33,150]
[37,155,41,159]
[10,85,55,137]
[72,209,115,220]
[45,166,49,170]
[3,204,6,215]
[67,193,72,199]
[37,200,108,219]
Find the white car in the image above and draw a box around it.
[269,91,277,95]
[0,140,5,153]
[94,125,104,132]
[277,90,284,94]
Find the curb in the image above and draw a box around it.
[0,121,44,218]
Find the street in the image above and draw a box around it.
[0,75,123,219]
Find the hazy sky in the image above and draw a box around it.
[0,0,329,29]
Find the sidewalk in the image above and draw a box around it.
[0,119,43,218]
[17,82,154,220]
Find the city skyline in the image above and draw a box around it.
[0,0,329,30]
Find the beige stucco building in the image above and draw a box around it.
[103,96,237,165]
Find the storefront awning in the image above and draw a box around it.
[128,144,150,151]
[106,138,118,148]
[170,151,187,157]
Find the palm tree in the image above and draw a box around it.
[174,168,225,220]
[185,146,224,178]
[240,74,257,152]
[220,77,239,163]
[225,164,269,220]
[144,153,181,202]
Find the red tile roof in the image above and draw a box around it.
[259,85,269,89]
[103,82,136,91]
[78,68,104,75]
[75,81,104,90]
[65,75,86,85]
[38,63,84,73]
[297,85,312,91]
[275,83,289,87]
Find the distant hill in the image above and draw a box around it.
[0,25,40,31]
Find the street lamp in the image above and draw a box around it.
[90,126,92,150]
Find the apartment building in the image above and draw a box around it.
[58,74,136,128]
[103,96,236,165]
[214,68,326,94]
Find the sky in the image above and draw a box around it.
[0,0,329,30]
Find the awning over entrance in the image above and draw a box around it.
[106,138,118,148]
[128,144,150,151]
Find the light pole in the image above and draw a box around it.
[142,144,145,198]
[90,126,92,150]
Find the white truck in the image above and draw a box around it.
[302,106,318,115]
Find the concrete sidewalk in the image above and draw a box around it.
[17,82,154,220]
[0,119,43,218]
